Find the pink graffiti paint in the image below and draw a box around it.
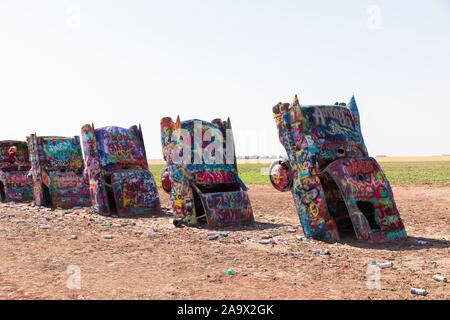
[81,124,160,216]
[270,95,407,243]
[0,140,33,203]
[160,116,254,227]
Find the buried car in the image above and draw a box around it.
[270,95,407,243]
[160,116,254,227]
[27,134,91,208]
[81,124,160,216]
[0,140,33,203]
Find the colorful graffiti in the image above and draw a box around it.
[42,138,84,170]
[95,126,148,169]
[0,140,33,203]
[270,95,407,243]
[160,116,254,227]
[27,134,90,208]
[81,124,160,216]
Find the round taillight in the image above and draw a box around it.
[269,160,292,192]
[161,168,172,193]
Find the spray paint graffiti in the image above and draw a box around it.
[0,140,33,202]
[27,135,90,208]
[81,124,160,216]
[270,95,407,243]
[160,116,254,227]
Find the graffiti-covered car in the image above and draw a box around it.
[270,95,407,243]
[27,134,91,209]
[160,116,254,227]
[81,124,161,216]
[0,140,33,203]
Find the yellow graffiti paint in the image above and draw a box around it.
[309,203,319,217]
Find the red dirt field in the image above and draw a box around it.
[0,185,448,300]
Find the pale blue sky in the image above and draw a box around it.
[0,0,449,158]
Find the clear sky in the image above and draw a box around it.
[0,0,449,159]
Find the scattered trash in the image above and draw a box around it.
[311,249,330,255]
[433,275,448,283]
[278,237,290,243]
[39,225,50,230]
[271,232,282,237]
[411,288,428,296]
[70,235,78,240]
[104,234,113,239]
[103,220,113,227]
[226,269,234,276]
[366,261,381,290]
[173,219,183,228]
[417,240,428,246]
[207,231,230,240]
[379,262,394,269]
[260,239,275,245]
[208,235,220,241]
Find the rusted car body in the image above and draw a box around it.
[160,116,254,227]
[0,140,33,203]
[27,134,90,208]
[81,124,160,216]
[270,95,407,243]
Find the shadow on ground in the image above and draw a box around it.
[182,220,290,232]
[340,236,450,251]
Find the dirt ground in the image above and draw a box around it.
[0,185,449,300]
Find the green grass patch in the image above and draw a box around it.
[148,164,167,190]
[149,161,450,187]
[379,161,450,185]
[236,163,272,185]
